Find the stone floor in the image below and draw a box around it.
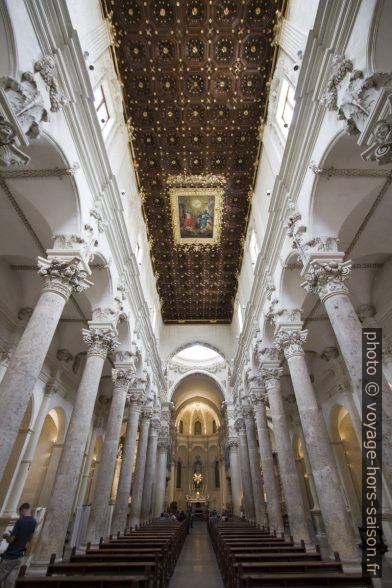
[169,521,224,588]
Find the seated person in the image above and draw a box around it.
[0,503,37,588]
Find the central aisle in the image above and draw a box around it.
[169,521,224,588]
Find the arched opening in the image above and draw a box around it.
[170,372,224,513]
[330,405,362,527]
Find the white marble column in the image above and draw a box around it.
[301,256,392,488]
[154,438,169,518]
[1,382,55,517]
[242,404,268,528]
[275,323,360,563]
[33,323,118,563]
[129,407,152,529]
[86,366,134,543]
[227,437,242,516]
[141,415,160,523]
[235,416,255,521]
[76,429,97,507]
[250,385,285,535]
[0,256,91,480]
[260,353,312,546]
[111,385,144,534]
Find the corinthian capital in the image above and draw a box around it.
[301,259,351,302]
[242,404,254,421]
[227,436,239,449]
[274,330,307,359]
[141,406,153,422]
[82,328,119,359]
[150,416,162,434]
[261,367,284,391]
[112,368,134,390]
[38,257,92,299]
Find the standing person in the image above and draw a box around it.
[0,503,36,587]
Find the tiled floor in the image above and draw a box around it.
[169,521,224,588]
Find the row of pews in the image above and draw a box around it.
[208,519,372,587]
[16,518,189,587]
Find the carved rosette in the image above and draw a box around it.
[112,368,134,392]
[301,260,351,302]
[274,330,307,360]
[82,329,119,359]
[261,367,284,391]
[38,258,91,299]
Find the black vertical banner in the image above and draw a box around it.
[362,328,382,578]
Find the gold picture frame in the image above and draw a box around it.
[170,186,223,248]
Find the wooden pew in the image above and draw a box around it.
[16,518,189,588]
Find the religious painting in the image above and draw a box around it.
[170,186,223,247]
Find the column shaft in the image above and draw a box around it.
[1,388,54,517]
[33,328,116,563]
[264,372,312,545]
[253,399,285,535]
[236,420,255,521]
[111,399,142,534]
[140,420,160,523]
[86,369,131,543]
[276,327,360,562]
[129,410,151,529]
[0,292,67,480]
[154,443,168,518]
[243,408,267,528]
[228,439,242,516]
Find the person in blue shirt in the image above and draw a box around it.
[0,503,36,587]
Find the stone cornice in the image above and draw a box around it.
[24,0,165,390]
[230,1,361,387]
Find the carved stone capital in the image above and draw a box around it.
[127,390,144,407]
[158,437,170,451]
[82,328,119,359]
[112,368,134,390]
[227,436,239,450]
[274,330,307,359]
[301,259,351,302]
[141,407,153,422]
[38,257,92,299]
[234,416,245,433]
[150,416,162,434]
[258,346,280,365]
[261,367,284,391]
[242,404,254,421]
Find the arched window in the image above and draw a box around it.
[176,461,182,488]
[178,420,183,434]
[215,461,220,488]
[194,420,202,435]
[212,419,217,434]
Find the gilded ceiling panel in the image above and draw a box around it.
[103,0,283,323]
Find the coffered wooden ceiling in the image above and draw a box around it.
[103,0,283,323]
